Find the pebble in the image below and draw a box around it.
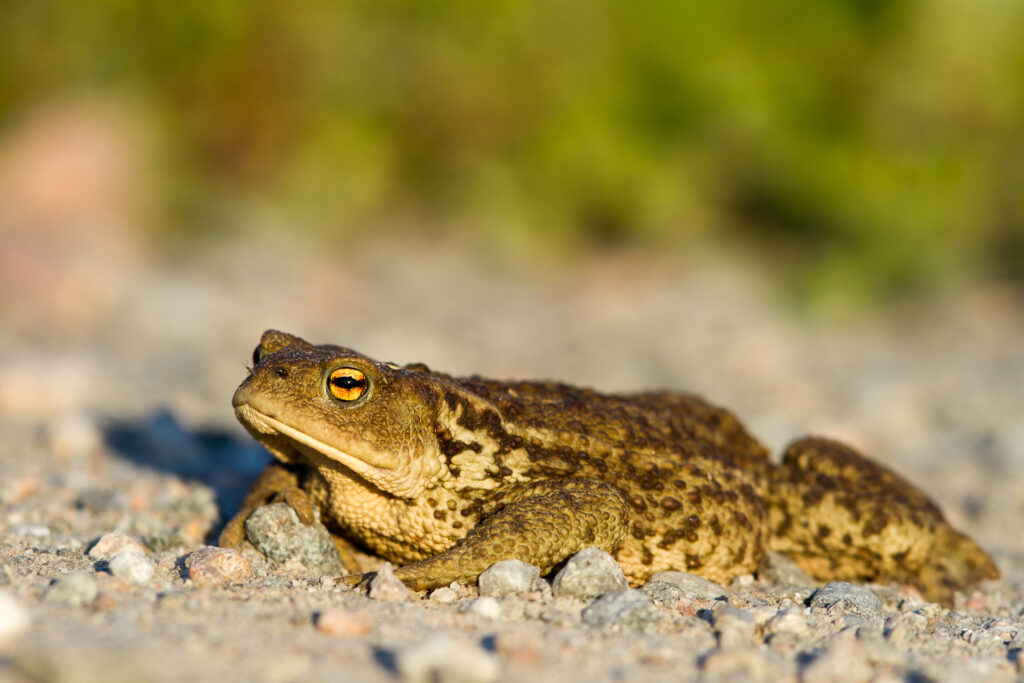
[700,647,783,679]
[646,571,728,600]
[765,606,811,636]
[756,551,817,587]
[801,631,873,683]
[315,608,372,637]
[429,587,459,603]
[477,559,540,597]
[463,596,503,620]
[809,582,883,620]
[44,572,98,606]
[640,580,686,607]
[392,634,500,683]
[883,611,927,644]
[184,546,252,586]
[108,551,155,585]
[581,589,660,629]
[551,548,628,599]
[0,590,30,646]
[367,563,411,602]
[712,604,757,648]
[244,502,345,576]
[88,531,148,560]
[47,412,103,459]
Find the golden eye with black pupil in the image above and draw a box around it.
[328,368,368,402]
[252,345,266,365]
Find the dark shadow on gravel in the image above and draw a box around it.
[102,409,271,528]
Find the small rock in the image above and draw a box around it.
[809,582,883,620]
[0,590,30,646]
[700,647,781,679]
[756,551,817,587]
[581,589,660,629]
[646,571,727,600]
[883,611,927,644]
[477,559,540,597]
[712,604,756,648]
[315,608,372,636]
[429,587,459,603]
[184,546,252,586]
[765,606,810,636]
[44,573,98,606]
[14,525,50,540]
[244,503,345,576]
[392,634,500,683]
[368,563,410,602]
[108,551,155,585]
[801,631,873,683]
[88,531,147,560]
[551,548,628,599]
[47,412,102,459]
[462,597,502,620]
[640,580,686,607]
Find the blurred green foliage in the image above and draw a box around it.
[2,0,1023,306]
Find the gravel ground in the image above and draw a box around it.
[1,235,1023,682]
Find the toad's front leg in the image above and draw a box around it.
[349,478,631,591]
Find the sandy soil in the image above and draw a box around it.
[1,235,1022,682]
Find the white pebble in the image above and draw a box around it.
[109,551,155,585]
[88,531,147,560]
[47,413,102,459]
[429,587,458,603]
[367,562,411,602]
[0,590,30,647]
[394,634,500,683]
[462,597,502,620]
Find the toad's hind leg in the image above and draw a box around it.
[767,437,998,605]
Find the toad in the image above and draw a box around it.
[220,330,998,604]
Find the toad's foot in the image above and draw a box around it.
[363,478,630,591]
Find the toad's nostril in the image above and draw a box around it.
[274,367,289,379]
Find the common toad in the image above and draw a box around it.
[220,330,998,604]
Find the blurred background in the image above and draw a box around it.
[0,0,1022,583]
[3,0,1024,322]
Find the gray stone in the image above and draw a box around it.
[244,503,345,576]
[809,582,883,620]
[44,572,98,606]
[646,571,728,600]
[551,548,628,599]
[701,647,786,680]
[477,559,540,597]
[108,551,155,585]
[883,611,927,644]
[801,631,873,683]
[712,604,756,648]
[581,589,660,629]
[756,551,817,587]
[392,634,500,683]
[367,562,410,602]
[640,580,686,607]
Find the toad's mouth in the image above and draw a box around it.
[234,404,396,481]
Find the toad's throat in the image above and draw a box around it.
[234,404,395,482]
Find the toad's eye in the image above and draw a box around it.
[328,368,368,402]
[252,344,267,365]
